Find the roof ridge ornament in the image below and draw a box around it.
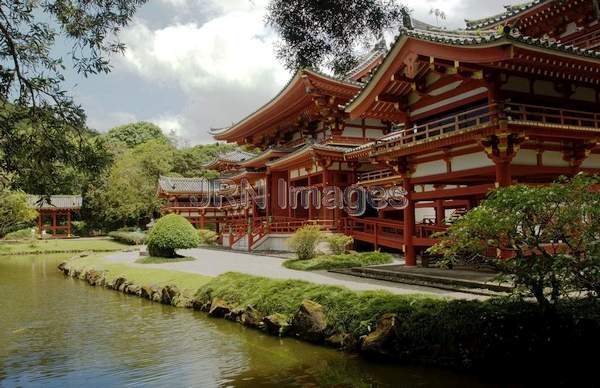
[402,9,413,30]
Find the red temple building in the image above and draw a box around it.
[160,0,600,265]
[28,195,82,238]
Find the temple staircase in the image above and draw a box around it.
[446,208,468,225]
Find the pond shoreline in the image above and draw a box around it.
[57,255,600,385]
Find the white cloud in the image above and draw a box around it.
[153,114,185,135]
[158,0,269,13]
[82,0,524,144]
[120,9,288,92]
[87,111,138,132]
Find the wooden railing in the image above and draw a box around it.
[220,215,450,251]
[339,217,448,249]
[268,217,339,233]
[505,103,600,129]
[379,105,497,149]
[323,135,377,145]
[357,169,394,183]
[564,29,600,49]
[371,102,600,153]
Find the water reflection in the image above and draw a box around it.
[0,254,506,387]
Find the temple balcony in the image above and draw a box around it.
[372,103,600,155]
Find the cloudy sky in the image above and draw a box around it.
[67,0,524,145]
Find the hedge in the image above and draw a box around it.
[108,231,147,245]
[195,272,600,381]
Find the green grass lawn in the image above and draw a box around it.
[134,256,195,264]
[283,252,393,271]
[196,272,440,335]
[65,254,211,292]
[0,238,131,255]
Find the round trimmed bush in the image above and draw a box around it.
[146,214,201,258]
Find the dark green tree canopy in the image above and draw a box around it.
[0,0,147,194]
[105,122,169,149]
[266,0,408,74]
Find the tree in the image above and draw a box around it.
[172,143,237,177]
[105,122,169,149]
[6,124,111,195]
[429,8,447,27]
[429,174,600,309]
[0,189,37,237]
[0,0,147,194]
[85,139,175,230]
[266,0,408,74]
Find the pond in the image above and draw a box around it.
[0,254,510,387]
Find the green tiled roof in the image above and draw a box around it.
[465,1,548,31]
[27,195,82,209]
[158,176,210,193]
[401,27,600,59]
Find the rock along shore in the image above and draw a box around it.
[57,259,600,382]
[57,261,390,357]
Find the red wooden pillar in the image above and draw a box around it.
[307,175,313,221]
[494,157,514,259]
[37,212,42,235]
[265,173,271,220]
[403,179,416,266]
[495,158,512,188]
[52,211,57,238]
[67,210,72,237]
[435,200,445,225]
[200,210,205,229]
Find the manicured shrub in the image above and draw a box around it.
[429,174,600,308]
[108,230,147,245]
[146,214,200,257]
[3,228,35,241]
[287,225,323,260]
[198,229,218,246]
[326,233,354,255]
[284,251,392,271]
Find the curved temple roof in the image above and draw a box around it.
[203,149,258,169]
[344,26,600,120]
[27,195,82,210]
[465,0,549,31]
[210,69,362,144]
[158,176,212,194]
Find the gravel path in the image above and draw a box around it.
[103,248,483,299]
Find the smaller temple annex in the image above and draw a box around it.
[28,195,82,238]
[160,0,600,265]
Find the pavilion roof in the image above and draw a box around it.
[464,0,548,31]
[266,142,354,170]
[345,41,387,81]
[27,195,82,210]
[210,69,362,144]
[238,146,296,168]
[203,149,258,169]
[158,176,210,194]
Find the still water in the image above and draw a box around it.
[1,254,507,387]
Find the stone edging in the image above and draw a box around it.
[57,261,395,358]
[0,249,128,257]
